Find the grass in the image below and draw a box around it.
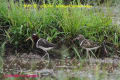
[0,0,120,56]
[0,1,120,80]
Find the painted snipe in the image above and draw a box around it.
[29,34,56,67]
[32,34,56,51]
[73,34,100,58]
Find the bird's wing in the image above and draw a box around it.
[81,39,98,48]
[36,38,55,48]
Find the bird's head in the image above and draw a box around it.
[32,34,39,43]
[73,34,85,42]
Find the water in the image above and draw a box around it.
[1,53,120,80]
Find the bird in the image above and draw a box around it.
[32,34,56,51]
[73,34,100,58]
[73,34,100,48]
[31,34,56,67]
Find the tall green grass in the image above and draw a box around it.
[0,0,118,54]
[0,0,9,26]
[59,7,112,39]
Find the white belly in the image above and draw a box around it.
[37,46,54,51]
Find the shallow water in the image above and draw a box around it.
[1,53,120,80]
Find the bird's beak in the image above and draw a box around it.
[26,37,32,41]
[25,37,34,48]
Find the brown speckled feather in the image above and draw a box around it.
[36,38,56,48]
[80,39,98,48]
[74,34,99,48]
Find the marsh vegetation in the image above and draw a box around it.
[0,0,120,80]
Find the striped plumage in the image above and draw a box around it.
[73,34,99,48]
[36,38,56,51]
[32,34,55,51]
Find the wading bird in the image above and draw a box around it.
[73,34,100,58]
[26,34,56,67]
[32,34,56,60]
[32,34,56,51]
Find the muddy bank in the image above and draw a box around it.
[1,53,120,79]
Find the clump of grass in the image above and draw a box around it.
[0,0,119,56]
[0,41,7,56]
[3,0,62,48]
[59,7,112,41]
[0,0,9,26]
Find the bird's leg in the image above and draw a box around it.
[84,46,100,58]
[86,49,94,63]
[41,52,47,59]
[89,49,97,58]
[41,50,50,68]
[86,49,90,59]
